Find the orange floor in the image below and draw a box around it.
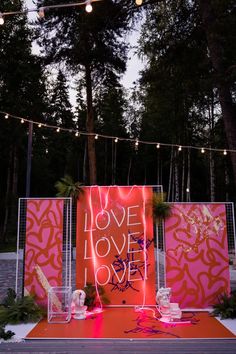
[26,308,236,340]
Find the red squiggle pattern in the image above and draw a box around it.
[24,199,63,307]
[164,204,230,308]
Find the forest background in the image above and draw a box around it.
[0,0,236,247]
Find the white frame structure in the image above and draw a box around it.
[15,197,72,298]
[158,202,236,288]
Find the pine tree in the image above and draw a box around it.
[36,0,134,184]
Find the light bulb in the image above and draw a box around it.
[186,188,190,193]
[85,1,93,13]
[56,127,60,132]
[38,123,42,128]
[223,150,227,155]
[38,7,45,19]
[135,140,139,146]
[115,138,118,143]
[156,143,160,149]
[178,146,182,151]
[201,148,205,154]
[135,0,143,6]
[0,13,4,25]
[5,114,9,119]
[95,134,98,139]
[75,131,79,137]
[21,118,24,124]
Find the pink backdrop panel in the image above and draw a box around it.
[24,199,64,307]
[76,186,156,306]
[164,203,230,309]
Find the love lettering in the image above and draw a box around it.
[83,205,142,231]
[82,204,147,287]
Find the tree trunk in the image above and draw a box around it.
[181,151,185,202]
[209,150,215,202]
[186,149,191,202]
[167,147,174,202]
[83,140,87,184]
[199,0,236,186]
[85,63,97,185]
[174,152,179,202]
[2,146,13,243]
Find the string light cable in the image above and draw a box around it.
[0,0,103,24]
[1,111,234,155]
[0,0,149,24]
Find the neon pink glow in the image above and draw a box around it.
[141,186,148,308]
[76,186,156,306]
[88,187,103,309]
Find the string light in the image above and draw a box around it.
[38,123,42,128]
[75,131,79,137]
[1,111,235,156]
[38,7,45,19]
[0,0,101,24]
[178,145,182,151]
[85,0,93,13]
[0,13,4,25]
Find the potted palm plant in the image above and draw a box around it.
[152,192,172,224]
[54,174,84,201]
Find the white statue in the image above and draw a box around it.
[71,289,87,320]
[156,287,182,323]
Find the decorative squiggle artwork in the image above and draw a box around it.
[76,186,156,305]
[124,311,198,337]
[164,204,230,308]
[24,199,64,307]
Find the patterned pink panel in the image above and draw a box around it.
[164,204,230,308]
[24,199,64,307]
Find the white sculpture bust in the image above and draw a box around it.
[156,287,182,322]
[71,289,87,320]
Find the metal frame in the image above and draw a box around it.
[16,197,72,297]
[160,202,236,287]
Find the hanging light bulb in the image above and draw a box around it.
[45,148,48,154]
[156,143,160,149]
[75,131,79,137]
[5,114,9,119]
[56,127,60,133]
[114,137,118,143]
[201,148,205,154]
[135,139,139,147]
[0,13,4,25]
[38,123,42,128]
[178,145,182,151]
[223,149,227,155]
[95,134,98,139]
[186,187,190,193]
[85,0,93,13]
[38,7,45,19]
[21,118,24,124]
[135,0,143,6]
